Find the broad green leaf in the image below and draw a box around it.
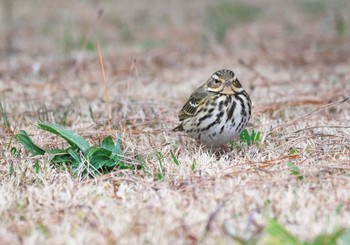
[47,148,70,154]
[51,154,74,164]
[104,159,118,168]
[101,136,114,152]
[46,147,77,163]
[67,148,81,164]
[85,146,113,169]
[38,123,90,153]
[92,158,115,169]
[86,146,112,160]
[16,130,46,156]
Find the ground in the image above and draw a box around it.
[1,0,350,244]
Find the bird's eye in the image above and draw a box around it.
[214,79,221,84]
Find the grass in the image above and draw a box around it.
[1,0,350,244]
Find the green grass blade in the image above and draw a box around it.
[156,152,164,180]
[240,129,250,143]
[16,130,46,156]
[170,150,180,166]
[9,162,14,174]
[34,161,40,174]
[191,160,196,171]
[265,219,301,245]
[38,123,90,153]
[311,228,345,245]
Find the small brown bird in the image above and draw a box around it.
[173,69,251,146]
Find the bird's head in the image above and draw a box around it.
[206,69,243,95]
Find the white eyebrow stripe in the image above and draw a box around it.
[212,74,220,80]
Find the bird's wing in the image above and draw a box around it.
[178,90,210,121]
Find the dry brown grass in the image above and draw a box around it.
[1,0,350,244]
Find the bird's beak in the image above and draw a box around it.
[221,82,235,95]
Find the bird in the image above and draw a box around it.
[173,69,251,147]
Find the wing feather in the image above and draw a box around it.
[178,90,210,121]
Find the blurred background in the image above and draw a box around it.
[0,0,349,128]
[1,0,349,59]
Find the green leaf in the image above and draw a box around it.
[50,154,75,164]
[253,130,261,142]
[16,130,46,156]
[170,150,180,166]
[47,148,71,154]
[10,147,18,155]
[290,148,299,155]
[34,161,40,174]
[287,162,304,181]
[311,228,345,245]
[265,219,301,245]
[101,134,124,163]
[240,129,250,143]
[9,162,13,174]
[67,148,81,164]
[38,123,90,153]
[240,129,261,146]
[156,152,164,180]
[46,147,78,164]
[85,146,113,169]
[101,136,114,152]
[104,159,118,168]
[191,160,196,171]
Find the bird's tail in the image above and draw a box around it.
[172,124,184,131]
